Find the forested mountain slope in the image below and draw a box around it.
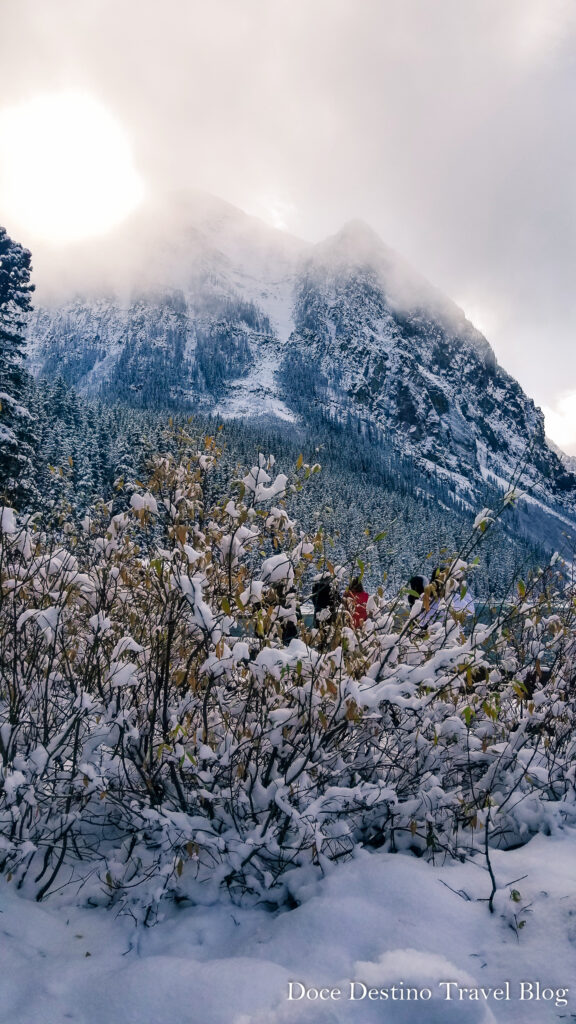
[26,191,576,548]
[24,377,547,597]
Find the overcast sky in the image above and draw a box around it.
[2,0,576,448]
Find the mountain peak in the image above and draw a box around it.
[325,218,389,263]
[313,218,450,315]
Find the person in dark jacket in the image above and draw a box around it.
[311,574,337,627]
[344,577,370,628]
[408,574,427,607]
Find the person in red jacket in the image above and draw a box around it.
[344,577,370,628]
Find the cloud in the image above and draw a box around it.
[543,394,576,454]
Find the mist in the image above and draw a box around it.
[1,0,576,446]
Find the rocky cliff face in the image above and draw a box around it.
[284,220,575,510]
[26,192,576,521]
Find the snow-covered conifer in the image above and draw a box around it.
[0,227,37,505]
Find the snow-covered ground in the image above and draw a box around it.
[2,831,575,1024]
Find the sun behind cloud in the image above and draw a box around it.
[0,91,145,244]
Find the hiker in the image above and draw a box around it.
[311,574,338,627]
[406,572,437,625]
[344,577,370,628]
[408,574,427,607]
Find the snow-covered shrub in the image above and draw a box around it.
[1,434,576,918]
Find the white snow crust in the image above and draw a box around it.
[1,831,575,1023]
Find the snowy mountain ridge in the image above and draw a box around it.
[26,191,576,534]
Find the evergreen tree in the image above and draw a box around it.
[0,226,36,505]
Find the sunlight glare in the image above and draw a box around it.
[0,92,145,243]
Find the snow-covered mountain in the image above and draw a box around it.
[26,191,576,525]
